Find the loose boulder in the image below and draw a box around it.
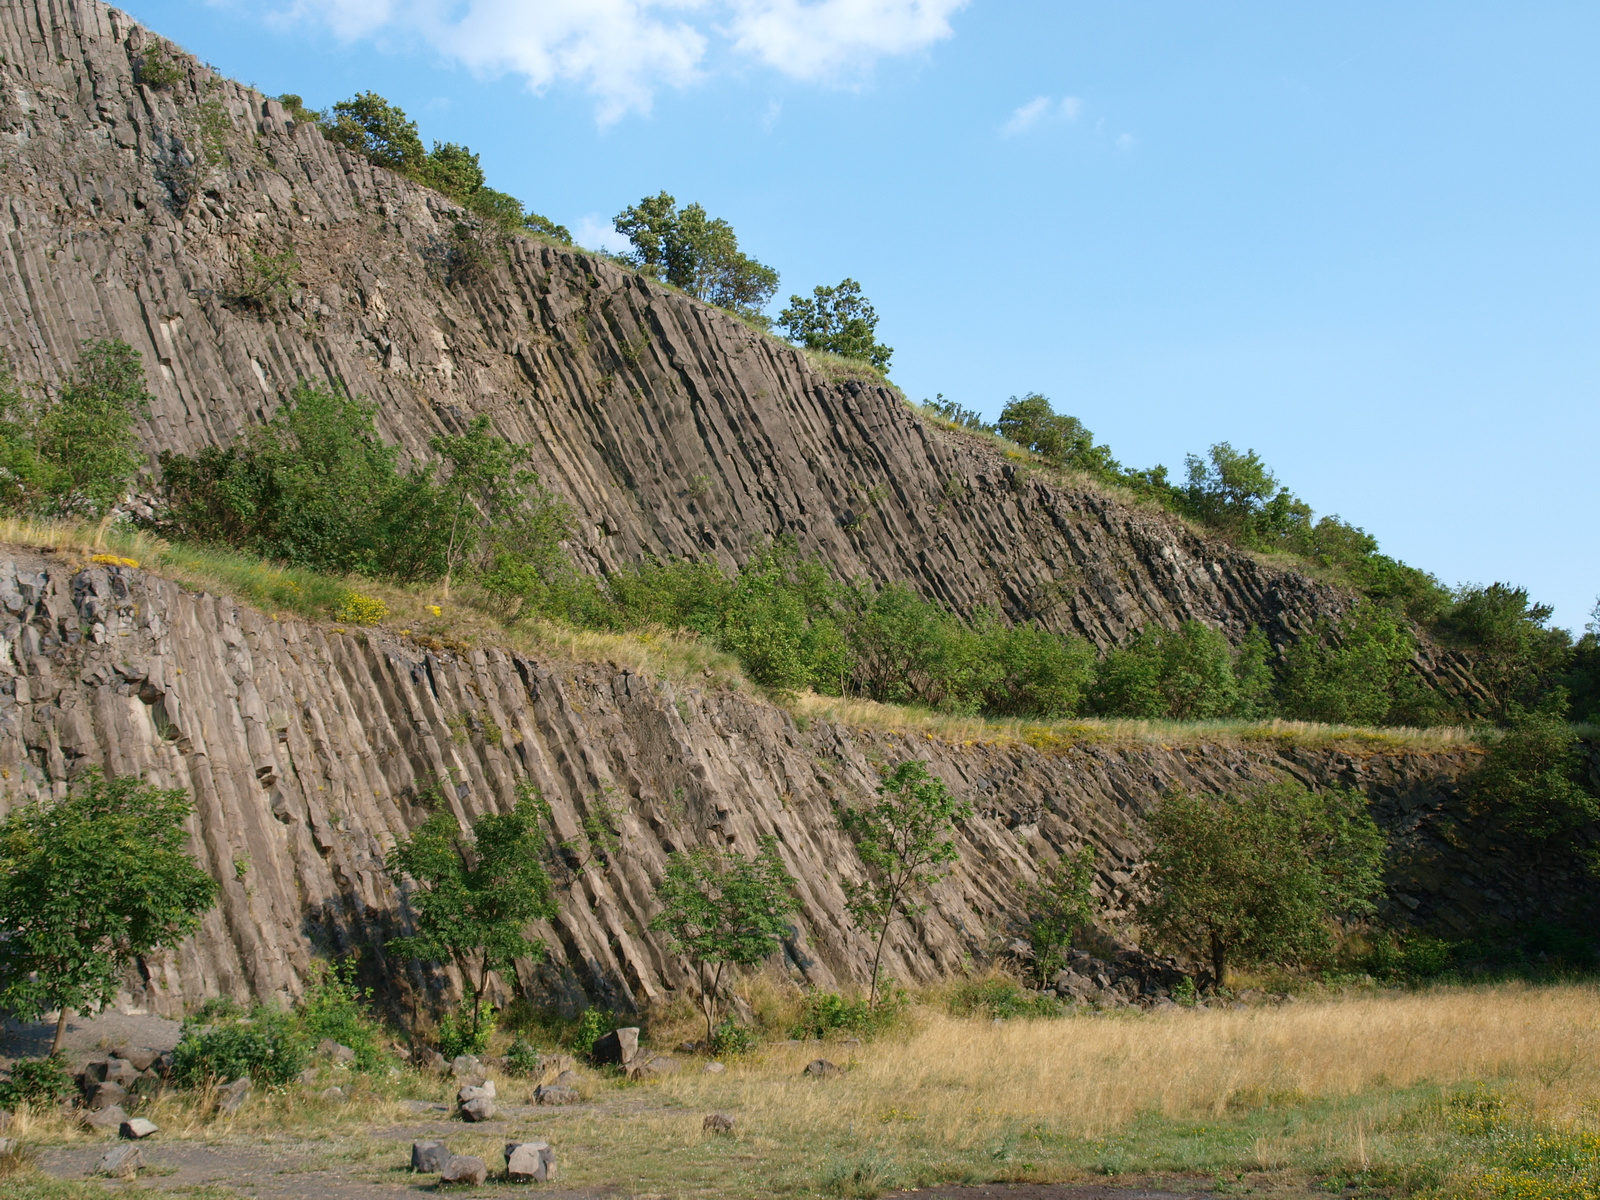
[411,1139,451,1172]
[120,1118,159,1139]
[440,1154,488,1185]
[504,1140,558,1182]
[0,1109,11,1132]
[591,1027,639,1067]
[457,1080,496,1103]
[317,1040,356,1064]
[449,1055,482,1079]
[86,1080,127,1111]
[112,1047,161,1072]
[82,1105,129,1132]
[703,1062,726,1075]
[98,1145,144,1178]
[703,1113,735,1134]
[459,1097,497,1122]
[803,1059,840,1078]
[533,1084,580,1106]
[215,1077,251,1115]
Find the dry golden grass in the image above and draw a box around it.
[789,690,1487,753]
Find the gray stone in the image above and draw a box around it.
[81,1104,128,1131]
[459,1097,497,1122]
[103,1058,139,1087]
[86,1080,126,1110]
[112,1046,161,1072]
[703,1113,735,1133]
[0,1137,14,1155]
[0,1108,12,1132]
[215,1076,251,1115]
[317,1039,356,1063]
[97,1144,143,1178]
[530,1053,576,1084]
[702,1061,726,1074]
[504,1140,558,1182]
[591,1027,639,1067]
[298,1067,320,1085]
[411,1139,450,1172]
[553,1069,578,1086]
[533,1084,580,1105]
[414,1047,447,1072]
[457,1079,496,1103]
[439,1154,487,1185]
[803,1059,840,1078]
[120,1117,159,1139]
[449,1055,482,1079]
[627,1054,680,1080]
[317,1085,346,1103]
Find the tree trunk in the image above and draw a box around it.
[51,1007,69,1056]
[1209,933,1227,994]
[869,920,892,1009]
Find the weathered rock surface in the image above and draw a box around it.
[0,548,1545,1016]
[440,1154,487,1185]
[0,0,1496,709]
[504,1140,557,1182]
[97,1144,142,1178]
[411,1140,450,1173]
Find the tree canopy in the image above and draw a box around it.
[777,278,893,371]
[613,192,779,321]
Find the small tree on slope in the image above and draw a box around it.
[0,771,218,1055]
[840,760,974,1006]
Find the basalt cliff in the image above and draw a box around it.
[0,0,1519,1016]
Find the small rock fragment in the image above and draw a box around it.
[215,1076,252,1115]
[0,1108,12,1132]
[504,1140,558,1182]
[82,1104,129,1131]
[457,1079,496,1103]
[803,1059,840,1078]
[411,1139,450,1172]
[533,1084,580,1105]
[703,1113,735,1134]
[439,1153,487,1185]
[317,1086,346,1103]
[98,1144,144,1178]
[0,1137,16,1155]
[626,1054,680,1080]
[120,1118,159,1139]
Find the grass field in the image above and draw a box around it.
[4,982,1598,1198]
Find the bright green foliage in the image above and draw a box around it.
[613,192,779,321]
[571,1008,611,1060]
[422,142,485,199]
[922,394,992,432]
[1089,621,1265,720]
[297,958,389,1071]
[996,394,1120,476]
[1436,584,1573,720]
[134,44,185,91]
[323,92,425,173]
[1176,442,1313,547]
[1137,783,1385,989]
[505,1037,543,1076]
[170,1001,308,1087]
[1470,704,1599,876]
[709,1018,756,1056]
[839,761,974,1006]
[0,771,218,1054]
[1299,516,1450,626]
[1562,603,1600,723]
[276,93,319,124]
[789,991,902,1040]
[946,976,1063,1019]
[1020,847,1098,985]
[385,795,557,1049]
[436,997,496,1059]
[0,340,151,519]
[777,278,892,371]
[1275,602,1424,726]
[521,211,574,244]
[650,836,800,1040]
[0,1056,71,1108]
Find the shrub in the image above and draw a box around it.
[790,991,903,1040]
[571,1008,611,1061]
[1275,602,1422,726]
[0,1056,71,1108]
[297,959,388,1072]
[946,977,1061,1019]
[614,192,778,322]
[777,278,891,371]
[709,1018,756,1056]
[505,1038,543,1076]
[1469,703,1599,877]
[1020,848,1098,985]
[436,999,495,1060]
[171,1003,308,1086]
[134,44,185,91]
[1090,620,1260,720]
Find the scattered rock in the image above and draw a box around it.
[113,1047,161,1072]
[504,1140,558,1182]
[215,1076,251,1116]
[86,1080,127,1111]
[102,1058,139,1088]
[458,1079,496,1101]
[0,1137,14,1155]
[120,1118,159,1139]
[97,1144,143,1178]
[591,1027,639,1067]
[803,1059,840,1078]
[411,1139,450,1172]
[703,1113,735,1134]
[449,1054,482,1079]
[459,1097,497,1122]
[552,1069,578,1086]
[677,1041,701,1054]
[702,1061,726,1075]
[414,1047,447,1072]
[81,1104,129,1132]
[533,1084,580,1105]
[439,1153,487,1185]
[627,1054,681,1081]
[0,1108,12,1132]
[317,1086,347,1103]
[529,1053,576,1084]
[298,1067,320,1086]
[316,1039,356,1064]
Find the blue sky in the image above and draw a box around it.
[124,1,1599,632]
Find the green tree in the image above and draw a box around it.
[613,192,779,320]
[323,92,425,174]
[649,837,800,1041]
[1090,621,1256,720]
[0,340,150,519]
[1470,702,1599,880]
[777,278,893,371]
[995,393,1120,476]
[1275,601,1422,727]
[839,760,974,1005]
[1020,847,1098,985]
[422,141,485,202]
[1436,584,1573,720]
[1137,783,1384,989]
[0,771,218,1054]
[1177,442,1312,547]
[385,795,557,1050]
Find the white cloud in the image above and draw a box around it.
[1002,94,1084,137]
[572,214,634,254]
[277,0,966,124]
[1115,132,1135,151]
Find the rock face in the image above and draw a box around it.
[0,548,1549,1015]
[0,0,1458,671]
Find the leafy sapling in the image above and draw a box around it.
[1021,847,1099,986]
[839,760,974,1007]
[650,837,800,1042]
